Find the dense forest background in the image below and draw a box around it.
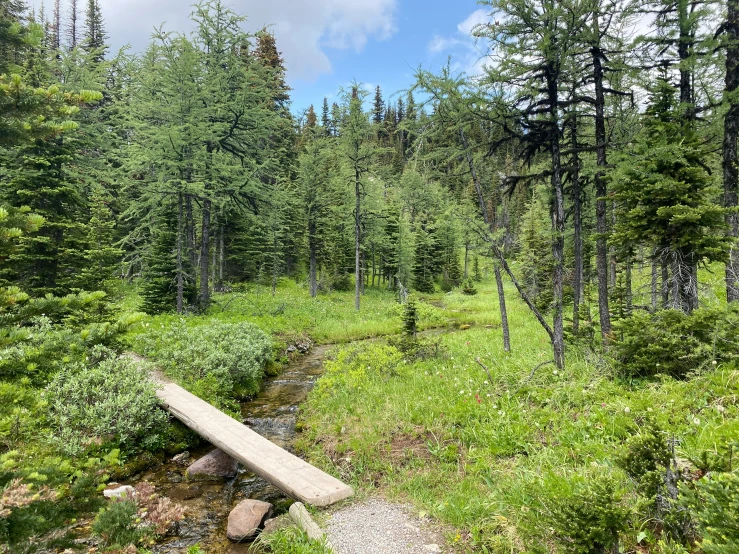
[2,0,739,552]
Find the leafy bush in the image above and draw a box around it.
[462,278,478,296]
[92,499,144,549]
[92,482,184,550]
[45,348,169,457]
[611,306,739,379]
[136,320,272,406]
[533,475,631,554]
[685,471,739,554]
[617,421,694,543]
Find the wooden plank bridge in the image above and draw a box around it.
[155,378,353,507]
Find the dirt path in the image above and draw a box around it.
[326,498,447,554]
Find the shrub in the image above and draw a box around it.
[137,320,272,406]
[92,499,144,549]
[45,349,169,457]
[617,421,695,543]
[611,306,739,379]
[685,471,739,554]
[462,278,478,296]
[540,475,631,554]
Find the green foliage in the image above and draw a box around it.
[541,475,631,554]
[686,471,739,554]
[611,306,739,379]
[45,348,169,457]
[136,320,272,407]
[254,526,333,554]
[462,278,478,296]
[92,499,147,549]
[617,421,694,543]
[401,298,418,337]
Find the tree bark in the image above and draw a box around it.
[355,168,361,311]
[547,65,566,370]
[725,0,739,302]
[186,194,196,271]
[460,127,512,351]
[592,29,612,339]
[176,191,184,314]
[199,198,211,308]
[651,249,658,311]
[309,218,318,298]
[570,100,584,335]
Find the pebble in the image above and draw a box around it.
[327,499,445,554]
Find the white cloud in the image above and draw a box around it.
[457,8,489,36]
[426,8,491,76]
[31,0,398,83]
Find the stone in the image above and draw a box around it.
[172,451,190,465]
[262,514,291,535]
[226,499,272,542]
[103,485,135,500]
[186,449,238,480]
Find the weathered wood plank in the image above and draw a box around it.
[156,381,353,507]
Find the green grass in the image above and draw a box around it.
[251,527,333,554]
[296,277,739,553]
[126,277,506,348]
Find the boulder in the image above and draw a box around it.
[186,449,238,480]
[226,499,272,542]
[103,485,135,500]
[172,451,190,466]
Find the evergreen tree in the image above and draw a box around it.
[305,105,317,130]
[611,81,730,313]
[82,0,106,62]
[321,96,330,134]
[372,85,383,124]
[66,0,79,49]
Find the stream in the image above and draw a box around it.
[135,344,333,554]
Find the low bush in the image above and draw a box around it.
[611,306,739,379]
[531,475,631,554]
[136,320,272,408]
[685,471,739,554]
[45,348,169,457]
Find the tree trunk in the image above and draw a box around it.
[219,220,224,285]
[355,169,361,311]
[464,242,469,279]
[199,198,211,308]
[495,263,511,352]
[547,67,566,370]
[592,30,612,339]
[662,259,670,309]
[460,127,513,351]
[625,255,633,316]
[176,191,184,314]
[651,249,658,312]
[725,0,739,302]
[309,219,318,298]
[570,101,584,335]
[186,195,196,271]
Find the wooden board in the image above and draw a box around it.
[156,381,353,507]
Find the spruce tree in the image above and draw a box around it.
[611,81,730,313]
[82,0,106,62]
[372,85,384,124]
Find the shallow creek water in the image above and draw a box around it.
[135,345,333,554]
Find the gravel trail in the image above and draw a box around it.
[326,498,446,554]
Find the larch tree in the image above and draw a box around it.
[476,0,591,368]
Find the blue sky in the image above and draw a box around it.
[286,1,491,114]
[30,0,492,115]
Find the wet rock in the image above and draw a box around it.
[166,471,183,483]
[168,484,202,501]
[227,499,272,542]
[103,485,135,499]
[172,451,190,466]
[186,449,238,480]
[262,514,291,535]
